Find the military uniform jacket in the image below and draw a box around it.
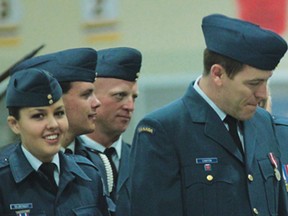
[115,141,131,216]
[75,137,111,198]
[75,137,131,216]
[129,82,288,216]
[273,115,288,191]
[0,143,110,216]
[274,116,288,165]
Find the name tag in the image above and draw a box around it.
[10,203,33,210]
[196,157,218,164]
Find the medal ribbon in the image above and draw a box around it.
[268,152,278,169]
[268,152,282,181]
[283,164,288,192]
[282,164,288,182]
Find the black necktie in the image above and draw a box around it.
[64,148,73,154]
[224,115,244,155]
[104,147,118,199]
[39,162,58,193]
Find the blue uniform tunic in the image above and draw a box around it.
[74,137,131,215]
[129,83,288,216]
[0,143,110,216]
[273,115,288,192]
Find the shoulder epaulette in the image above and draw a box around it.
[0,156,10,169]
[273,115,288,126]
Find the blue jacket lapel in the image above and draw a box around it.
[183,83,244,163]
[117,142,130,193]
[242,119,257,168]
[10,144,35,183]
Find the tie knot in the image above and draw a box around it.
[39,162,56,176]
[39,162,58,193]
[224,115,238,126]
[64,148,73,154]
[39,162,56,172]
[104,147,116,158]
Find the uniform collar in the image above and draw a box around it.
[9,145,35,183]
[9,144,91,183]
[61,140,75,154]
[80,134,122,159]
[21,145,60,172]
[193,76,226,121]
[59,152,92,182]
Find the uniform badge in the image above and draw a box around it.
[196,157,218,164]
[16,209,30,216]
[204,164,212,171]
[10,203,33,216]
[138,126,154,134]
[196,158,217,172]
[10,203,33,210]
[268,152,281,181]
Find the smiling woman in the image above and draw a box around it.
[0,68,110,216]
[5,69,67,163]
[8,102,67,162]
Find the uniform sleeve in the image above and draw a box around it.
[129,117,183,216]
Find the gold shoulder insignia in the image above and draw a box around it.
[138,126,154,134]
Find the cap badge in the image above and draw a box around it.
[47,94,53,104]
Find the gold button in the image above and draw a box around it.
[253,208,259,215]
[206,175,213,181]
[47,94,52,99]
[248,174,254,182]
[49,99,53,105]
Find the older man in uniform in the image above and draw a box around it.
[80,47,142,216]
[129,14,288,216]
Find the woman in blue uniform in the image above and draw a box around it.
[0,68,110,216]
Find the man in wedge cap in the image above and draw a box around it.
[80,47,142,216]
[10,47,101,150]
[129,14,288,216]
[2,47,117,212]
[0,68,109,216]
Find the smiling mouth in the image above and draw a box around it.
[43,134,60,144]
[45,134,58,139]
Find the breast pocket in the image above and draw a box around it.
[72,205,103,216]
[258,158,279,215]
[183,164,236,216]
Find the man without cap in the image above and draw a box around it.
[80,47,142,216]
[129,14,288,216]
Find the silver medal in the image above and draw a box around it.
[274,168,281,181]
